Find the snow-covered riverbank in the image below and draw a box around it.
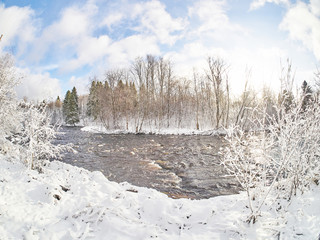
[81,125,226,136]
[1,157,319,239]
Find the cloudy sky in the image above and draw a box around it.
[0,0,319,100]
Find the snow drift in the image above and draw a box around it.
[1,157,319,239]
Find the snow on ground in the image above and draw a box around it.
[81,125,226,136]
[0,156,320,239]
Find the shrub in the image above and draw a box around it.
[222,101,320,223]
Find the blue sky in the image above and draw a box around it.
[0,0,319,100]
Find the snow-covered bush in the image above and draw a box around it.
[268,103,320,198]
[17,102,68,172]
[0,54,22,156]
[222,108,276,224]
[0,54,67,171]
[222,101,320,223]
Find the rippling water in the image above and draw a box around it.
[55,126,240,199]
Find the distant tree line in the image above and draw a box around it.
[48,56,319,132]
[81,56,233,132]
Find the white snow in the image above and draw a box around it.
[81,125,226,136]
[1,156,320,239]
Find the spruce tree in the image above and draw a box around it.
[62,87,80,125]
[62,90,71,121]
[87,80,103,120]
[69,87,80,125]
[87,81,98,119]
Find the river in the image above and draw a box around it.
[55,126,240,199]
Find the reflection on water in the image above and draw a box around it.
[54,126,240,199]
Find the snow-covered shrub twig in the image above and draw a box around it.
[0,54,22,156]
[0,53,70,172]
[221,101,320,224]
[17,102,71,172]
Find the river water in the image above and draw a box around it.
[55,126,240,199]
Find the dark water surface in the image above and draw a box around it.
[55,126,240,199]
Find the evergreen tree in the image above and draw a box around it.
[69,87,80,124]
[71,87,78,104]
[62,87,80,125]
[87,81,95,117]
[87,80,100,119]
[62,90,71,120]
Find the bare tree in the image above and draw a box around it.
[156,57,169,130]
[205,57,229,128]
[104,69,126,128]
[278,59,295,112]
[131,57,147,132]
[234,68,256,127]
[279,58,295,94]
[175,78,191,129]
[313,66,320,102]
[145,55,158,129]
[225,74,230,127]
[193,70,200,130]
[78,95,88,125]
[166,60,174,128]
[315,66,320,88]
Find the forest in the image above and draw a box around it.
[49,55,320,134]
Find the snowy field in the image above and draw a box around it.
[1,156,319,239]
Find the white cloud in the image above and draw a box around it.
[280,1,320,61]
[15,69,62,101]
[2,0,317,102]
[166,42,227,78]
[228,47,287,93]
[106,34,160,69]
[55,8,90,38]
[310,0,320,16]
[166,40,293,95]
[188,0,228,31]
[30,3,96,63]
[0,4,36,55]
[187,0,245,41]
[131,0,186,45]
[249,0,290,10]
[100,13,124,30]
[60,35,111,72]
[68,75,89,95]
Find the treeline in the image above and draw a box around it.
[48,56,319,132]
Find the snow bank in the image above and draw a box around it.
[0,157,319,239]
[81,125,226,136]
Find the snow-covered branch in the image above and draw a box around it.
[222,101,320,224]
[0,53,70,171]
